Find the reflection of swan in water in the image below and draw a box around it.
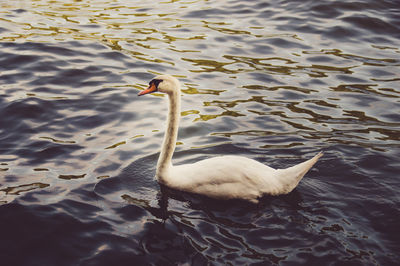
[138,75,323,203]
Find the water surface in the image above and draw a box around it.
[0,0,399,265]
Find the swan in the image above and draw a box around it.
[138,74,323,203]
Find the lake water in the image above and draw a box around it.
[0,0,399,265]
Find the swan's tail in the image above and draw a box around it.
[275,152,323,194]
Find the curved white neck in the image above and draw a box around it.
[156,90,181,180]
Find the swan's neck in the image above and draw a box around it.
[156,90,180,180]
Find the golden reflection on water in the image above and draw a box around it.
[1,0,399,83]
[0,182,50,195]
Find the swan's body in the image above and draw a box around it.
[138,75,323,203]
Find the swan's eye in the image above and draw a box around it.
[149,79,163,89]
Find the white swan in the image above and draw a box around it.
[138,75,323,203]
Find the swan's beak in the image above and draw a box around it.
[138,83,157,96]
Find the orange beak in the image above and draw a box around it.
[138,83,157,96]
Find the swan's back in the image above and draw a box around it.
[167,156,272,202]
[160,154,322,203]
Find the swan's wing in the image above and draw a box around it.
[169,155,279,201]
[171,153,323,198]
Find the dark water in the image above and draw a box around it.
[1,0,399,265]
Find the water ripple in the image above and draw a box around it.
[0,0,399,265]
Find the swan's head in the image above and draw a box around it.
[138,74,180,96]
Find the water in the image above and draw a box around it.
[0,0,399,265]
